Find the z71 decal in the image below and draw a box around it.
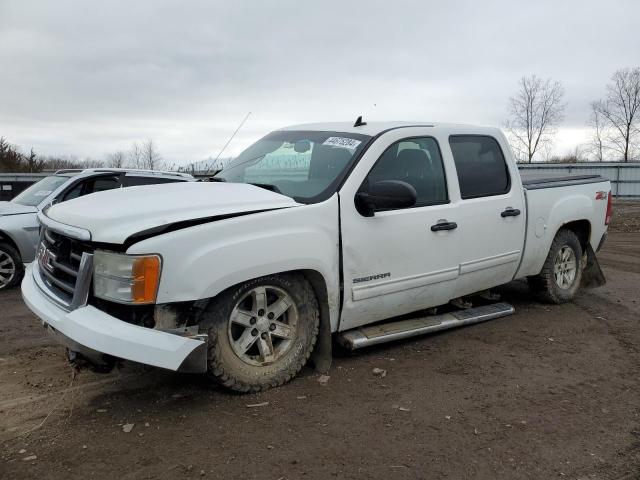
[353,272,391,284]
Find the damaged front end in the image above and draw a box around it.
[79,298,210,373]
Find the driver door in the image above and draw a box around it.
[339,133,460,330]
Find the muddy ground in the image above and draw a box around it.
[1,201,640,480]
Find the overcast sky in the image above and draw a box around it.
[0,0,638,165]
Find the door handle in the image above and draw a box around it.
[430,220,458,232]
[501,207,521,218]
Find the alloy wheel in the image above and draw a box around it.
[553,246,577,289]
[0,249,16,289]
[227,285,298,366]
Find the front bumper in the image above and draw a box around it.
[21,264,207,372]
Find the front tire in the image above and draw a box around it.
[0,242,23,291]
[200,273,319,392]
[529,229,583,304]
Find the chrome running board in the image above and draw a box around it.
[337,302,515,350]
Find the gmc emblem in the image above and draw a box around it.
[38,243,57,274]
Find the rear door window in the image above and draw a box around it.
[60,175,121,202]
[449,135,510,199]
[62,181,84,201]
[122,176,184,187]
[89,176,120,193]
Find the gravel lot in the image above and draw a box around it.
[1,201,640,480]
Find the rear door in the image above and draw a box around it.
[447,134,526,298]
[339,129,460,330]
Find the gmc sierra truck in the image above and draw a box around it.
[21,121,611,392]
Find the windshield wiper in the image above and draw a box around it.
[208,177,283,195]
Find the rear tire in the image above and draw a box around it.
[200,273,319,393]
[528,229,583,304]
[0,242,23,291]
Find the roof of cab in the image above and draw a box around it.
[277,121,502,137]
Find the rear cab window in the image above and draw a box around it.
[449,135,510,199]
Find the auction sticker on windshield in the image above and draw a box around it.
[323,137,362,150]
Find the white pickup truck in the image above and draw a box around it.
[22,121,611,392]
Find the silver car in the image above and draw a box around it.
[0,168,194,290]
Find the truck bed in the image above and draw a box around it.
[515,174,610,280]
[520,172,606,190]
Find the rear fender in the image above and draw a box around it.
[524,194,595,277]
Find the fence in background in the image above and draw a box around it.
[0,173,48,201]
[2,162,640,201]
[517,162,640,197]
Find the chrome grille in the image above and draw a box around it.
[37,228,94,306]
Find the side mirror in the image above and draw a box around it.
[354,180,417,217]
[44,198,59,211]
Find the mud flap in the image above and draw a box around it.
[310,309,332,374]
[581,244,606,289]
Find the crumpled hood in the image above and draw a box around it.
[0,201,37,216]
[46,182,300,244]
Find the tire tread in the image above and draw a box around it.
[202,273,319,393]
[0,242,23,290]
[529,229,583,304]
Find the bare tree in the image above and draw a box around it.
[141,139,162,170]
[548,145,585,164]
[128,142,143,169]
[41,155,82,171]
[107,150,126,168]
[81,158,106,169]
[505,75,566,163]
[592,67,640,162]
[587,101,607,161]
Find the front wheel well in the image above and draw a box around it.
[0,231,22,261]
[193,269,333,373]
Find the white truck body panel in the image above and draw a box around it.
[515,183,608,278]
[127,196,342,331]
[339,127,461,329]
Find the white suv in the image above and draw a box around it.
[0,168,194,290]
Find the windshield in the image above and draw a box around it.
[11,175,69,206]
[214,130,371,203]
